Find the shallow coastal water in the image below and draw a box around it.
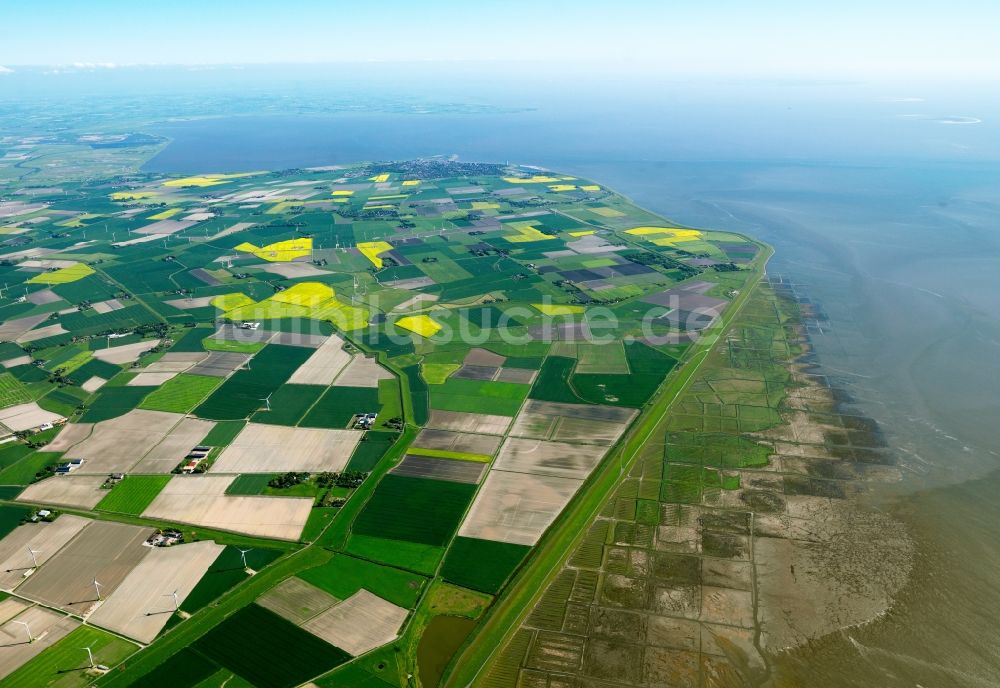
[141,93,1000,685]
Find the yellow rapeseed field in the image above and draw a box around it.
[357,241,393,268]
[26,262,95,285]
[395,314,441,338]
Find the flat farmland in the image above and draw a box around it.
[300,386,380,429]
[458,469,583,546]
[426,410,512,435]
[138,374,221,413]
[95,475,173,515]
[492,437,609,480]
[17,521,153,615]
[392,455,486,484]
[301,590,408,656]
[1,624,138,688]
[194,345,312,420]
[353,475,476,547]
[193,604,350,688]
[0,606,79,681]
[429,378,529,417]
[440,536,531,594]
[332,355,393,388]
[16,475,107,510]
[287,334,351,385]
[40,422,93,453]
[212,423,360,473]
[0,514,90,591]
[508,399,636,445]
[141,475,312,540]
[88,540,224,643]
[411,428,502,457]
[63,409,184,473]
[130,417,216,473]
[256,576,339,625]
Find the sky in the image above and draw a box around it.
[1,0,999,80]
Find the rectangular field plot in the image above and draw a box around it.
[257,576,339,625]
[353,475,476,547]
[16,474,107,510]
[492,438,608,480]
[141,475,312,540]
[300,386,380,429]
[95,475,173,515]
[62,409,187,473]
[138,374,221,413]
[88,540,224,642]
[130,417,217,473]
[411,428,502,457]
[0,403,64,434]
[212,423,360,473]
[0,514,90,591]
[194,604,350,688]
[391,455,486,484]
[250,384,326,426]
[187,351,252,377]
[508,399,636,446]
[301,590,408,656]
[429,378,530,417]
[0,606,79,682]
[426,410,512,435]
[287,334,351,385]
[298,553,426,609]
[440,536,531,594]
[17,521,153,615]
[458,470,582,546]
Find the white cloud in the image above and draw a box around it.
[0,65,13,74]
[69,62,117,69]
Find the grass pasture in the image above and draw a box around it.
[298,553,426,608]
[2,625,138,688]
[0,372,34,408]
[353,474,476,547]
[429,378,529,417]
[95,475,172,515]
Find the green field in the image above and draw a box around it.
[194,345,312,420]
[139,374,221,413]
[129,647,220,688]
[0,371,34,408]
[250,383,325,426]
[0,451,61,486]
[193,604,350,688]
[353,474,476,547]
[200,420,246,446]
[0,504,30,539]
[345,533,444,576]
[346,431,398,472]
[300,385,380,429]
[80,385,151,422]
[440,537,531,594]
[3,625,138,688]
[180,546,283,614]
[95,475,172,515]
[298,553,426,608]
[429,378,529,416]
[224,473,275,495]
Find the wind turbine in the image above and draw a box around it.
[259,394,272,412]
[82,645,95,668]
[238,548,252,570]
[93,577,104,600]
[13,620,32,643]
[165,589,180,612]
[26,546,41,568]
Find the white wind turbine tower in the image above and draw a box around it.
[13,620,33,643]
[259,393,272,412]
[238,548,252,570]
[165,589,180,612]
[26,546,41,568]
[93,577,104,600]
[82,645,96,668]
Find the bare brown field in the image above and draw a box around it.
[16,323,68,344]
[411,429,502,456]
[463,348,506,367]
[301,590,408,656]
[41,423,93,453]
[16,475,107,510]
[508,399,636,446]
[426,410,512,436]
[0,606,79,680]
[92,340,160,364]
[127,372,177,386]
[0,598,30,626]
[392,455,486,484]
[0,403,64,433]
[458,470,582,546]
[131,417,216,474]
[332,355,392,388]
[492,438,607,480]
[64,409,183,474]
[141,475,312,540]
[17,521,153,615]
[88,540,224,643]
[212,424,360,473]
[256,577,339,625]
[0,514,90,591]
[287,334,351,385]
